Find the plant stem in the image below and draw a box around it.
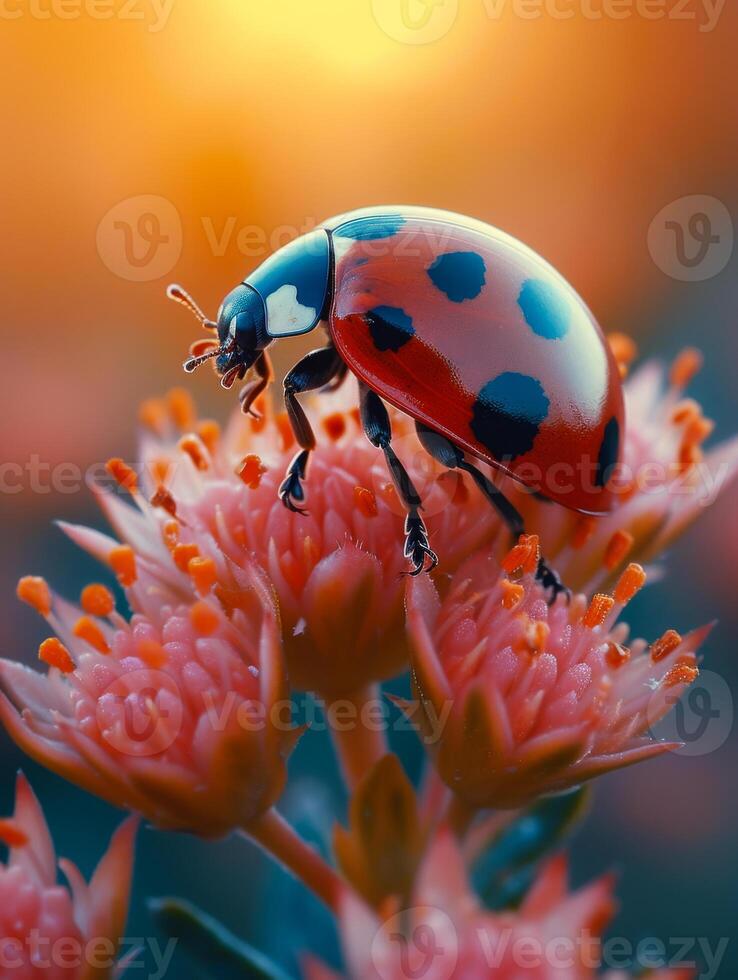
[327,683,388,791]
[242,809,343,912]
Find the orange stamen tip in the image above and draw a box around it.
[167,388,196,430]
[80,584,115,618]
[571,516,597,550]
[197,420,221,454]
[173,542,200,573]
[671,398,701,425]
[651,628,682,663]
[606,641,631,669]
[72,616,110,654]
[38,637,75,673]
[502,534,540,577]
[188,556,217,596]
[190,600,220,636]
[0,819,28,848]
[663,663,699,688]
[137,639,168,669]
[500,578,525,610]
[106,458,138,492]
[670,347,703,389]
[138,398,167,434]
[275,413,294,450]
[582,593,615,629]
[149,457,172,486]
[17,576,52,616]
[237,454,268,489]
[322,412,347,442]
[353,485,378,518]
[613,563,646,604]
[607,332,638,371]
[604,529,634,571]
[514,616,550,656]
[109,546,137,587]
[179,435,209,471]
[162,520,180,551]
[150,486,178,518]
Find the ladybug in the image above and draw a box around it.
[169,206,624,595]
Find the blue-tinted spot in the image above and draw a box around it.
[335,215,406,241]
[365,305,415,352]
[595,416,620,488]
[427,251,486,303]
[471,372,549,461]
[518,279,571,340]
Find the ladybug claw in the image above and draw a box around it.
[404,511,439,576]
[536,557,571,605]
[279,449,310,517]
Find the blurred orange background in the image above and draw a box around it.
[1,0,737,974]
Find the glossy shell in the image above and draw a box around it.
[324,207,624,515]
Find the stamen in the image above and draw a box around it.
[322,412,346,442]
[0,819,28,848]
[613,563,646,604]
[17,576,52,616]
[188,556,217,596]
[500,579,525,610]
[514,616,549,656]
[237,454,268,489]
[149,457,172,485]
[669,347,703,390]
[650,629,682,663]
[197,420,221,454]
[275,413,294,450]
[109,546,137,586]
[73,616,110,654]
[502,534,540,578]
[39,637,75,673]
[80,584,115,618]
[571,516,597,550]
[106,458,138,493]
[603,529,634,570]
[607,332,638,377]
[167,388,196,431]
[671,398,701,425]
[179,434,209,471]
[173,542,200,573]
[150,486,178,519]
[137,639,168,669]
[162,520,180,551]
[606,641,631,669]
[138,397,167,434]
[189,600,220,636]
[354,486,378,518]
[663,663,699,688]
[582,594,615,629]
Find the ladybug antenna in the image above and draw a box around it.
[183,340,236,374]
[167,283,217,331]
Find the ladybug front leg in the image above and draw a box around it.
[358,383,438,576]
[415,423,570,603]
[279,346,344,514]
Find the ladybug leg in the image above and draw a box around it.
[321,356,349,394]
[279,346,344,515]
[239,350,274,418]
[359,384,438,576]
[415,424,570,603]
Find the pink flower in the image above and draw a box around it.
[505,345,738,593]
[404,539,709,809]
[131,384,496,698]
[305,828,617,979]
[0,773,137,980]
[3,558,293,838]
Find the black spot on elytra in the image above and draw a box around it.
[470,372,549,461]
[595,416,620,488]
[365,306,415,352]
[427,251,486,302]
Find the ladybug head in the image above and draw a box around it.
[167,283,270,389]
